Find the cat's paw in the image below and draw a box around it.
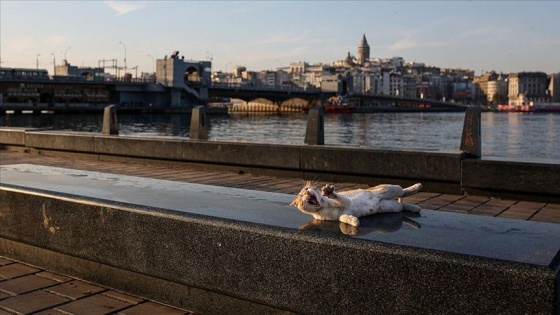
[340,223,358,235]
[321,184,335,196]
[403,204,422,212]
[340,214,360,227]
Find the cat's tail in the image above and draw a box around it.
[402,183,422,197]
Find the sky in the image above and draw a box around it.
[1,1,559,76]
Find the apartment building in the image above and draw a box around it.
[508,72,549,106]
[474,71,508,104]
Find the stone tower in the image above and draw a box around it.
[357,34,370,65]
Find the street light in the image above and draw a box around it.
[119,41,127,74]
[51,52,56,75]
[36,53,41,69]
[64,46,71,61]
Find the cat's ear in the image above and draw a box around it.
[305,180,311,187]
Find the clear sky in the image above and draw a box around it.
[1,1,559,76]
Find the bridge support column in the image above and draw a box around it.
[102,105,118,135]
[304,107,324,145]
[460,107,481,158]
[190,106,208,140]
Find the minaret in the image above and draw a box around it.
[357,34,370,65]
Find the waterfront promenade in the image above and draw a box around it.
[1,150,559,314]
[1,151,559,224]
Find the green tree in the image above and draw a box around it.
[492,92,506,104]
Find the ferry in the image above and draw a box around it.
[323,96,355,113]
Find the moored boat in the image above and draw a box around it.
[496,103,560,112]
[323,96,355,113]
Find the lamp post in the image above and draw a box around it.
[36,53,41,69]
[119,41,127,75]
[64,46,71,61]
[51,52,56,76]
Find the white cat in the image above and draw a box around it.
[291,182,422,227]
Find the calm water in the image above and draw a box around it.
[1,112,559,162]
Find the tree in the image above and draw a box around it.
[492,92,506,104]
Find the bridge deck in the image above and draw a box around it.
[1,150,559,314]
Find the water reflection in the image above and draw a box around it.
[298,212,421,236]
[1,112,558,160]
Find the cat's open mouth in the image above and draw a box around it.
[307,194,320,207]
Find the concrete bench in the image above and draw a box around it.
[1,164,559,314]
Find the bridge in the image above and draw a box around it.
[0,72,469,112]
[208,83,469,111]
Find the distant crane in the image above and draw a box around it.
[98,59,118,78]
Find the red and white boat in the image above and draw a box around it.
[323,96,355,113]
[497,103,560,112]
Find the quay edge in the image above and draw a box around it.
[1,127,559,202]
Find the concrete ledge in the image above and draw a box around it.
[182,141,301,169]
[301,146,464,182]
[25,131,95,152]
[462,158,560,201]
[0,127,39,145]
[94,135,184,160]
[1,165,559,314]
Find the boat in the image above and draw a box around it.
[301,96,355,114]
[323,96,355,113]
[496,103,560,113]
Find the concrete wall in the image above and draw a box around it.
[1,176,558,314]
[1,127,559,201]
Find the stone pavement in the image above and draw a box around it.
[1,150,559,314]
[0,257,194,314]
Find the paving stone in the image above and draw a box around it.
[469,199,517,216]
[0,290,69,314]
[416,194,464,210]
[0,292,11,300]
[0,309,15,315]
[102,291,144,305]
[531,203,560,224]
[0,258,13,267]
[36,271,72,283]
[438,204,470,213]
[0,274,58,295]
[0,263,40,280]
[439,196,491,213]
[401,193,440,205]
[498,201,546,220]
[32,309,68,315]
[46,280,105,300]
[55,294,134,315]
[117,301,189,315]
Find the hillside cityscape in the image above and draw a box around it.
[210,34,560,107]
[1,34,559,109]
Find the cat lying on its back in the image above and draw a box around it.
[291,182,422,227]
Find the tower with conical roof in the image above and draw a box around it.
[357,34,370,65]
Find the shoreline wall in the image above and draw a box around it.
[1,127,559,202]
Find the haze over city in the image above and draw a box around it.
[1,1,559,75]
